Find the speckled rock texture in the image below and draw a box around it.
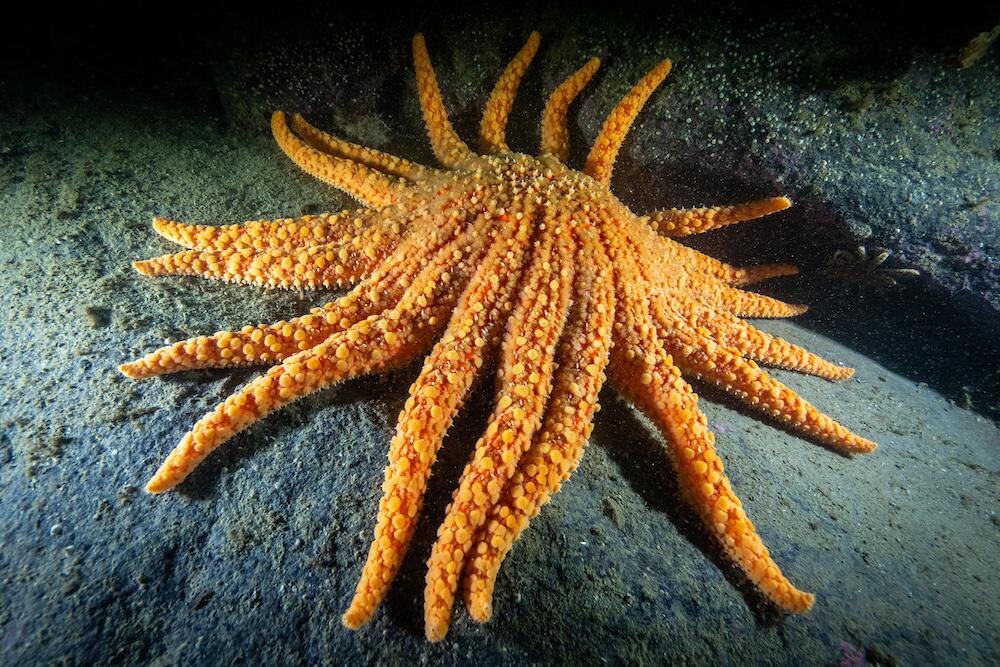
[1,2,998,665]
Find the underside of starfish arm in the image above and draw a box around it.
[479,32,540,154]
[271,111,409,208]
[584,59,672,185]
[646,196,792,237]
[424,228,576,642]
[539,58,600,162]
[289,113,439,182]
[342,211,534,630]
[412,34,478,169]
[462,226,614,623]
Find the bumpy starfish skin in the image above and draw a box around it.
[123,32,877,641]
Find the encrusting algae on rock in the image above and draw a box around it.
[121,31,876,641]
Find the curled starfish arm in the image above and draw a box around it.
[343,211,533,630]
[539,58,601,162]
[480,32,541,153]
[272,111,409,208]
[288,113,439,182]
[423,229,575,642]
[585,59,672,185]
[646,196,792,237]
[603,227,815,613]
[462,228,614,623]
[150,211,385,252]
[658,313,875,454]
[412,34,478,169]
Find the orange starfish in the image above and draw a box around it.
[122,32,876,641]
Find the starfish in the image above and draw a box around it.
[122,32,877,642]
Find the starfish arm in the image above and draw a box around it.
[120,307,353,380]
[412,34,478,169]
[642,258,806,318]
[621,216,864,450]
[584,59,672,185]
[617,216,806,323]
[120,213,469,379]
[611,344,816,613]
[423,228,576,642]
[479,32,541,154]
[141,210,495,494]
[717,285,809,318]
[658,316,876,455]
[602,227,814,613]
[150,212,387,252]
[144,299,448,494]
[271,111,408,208]
[645,196,792,237]
[665,270,807,318]
[342,210,534,630]
[674,298,854,381]
[132,232,393,290]
[725,262,801,286]
[462,227,614,623]
[629,220,798,287]
[288,113,439,181]
[539,58,601,162]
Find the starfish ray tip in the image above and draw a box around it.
[133,259,155,276]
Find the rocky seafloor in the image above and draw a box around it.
[1,3,998,665]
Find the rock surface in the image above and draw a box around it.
[1,3,998,664]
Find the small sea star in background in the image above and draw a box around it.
[122,32,876,641]
[822,244,920,292]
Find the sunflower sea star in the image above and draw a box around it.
[122,32,876,641]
